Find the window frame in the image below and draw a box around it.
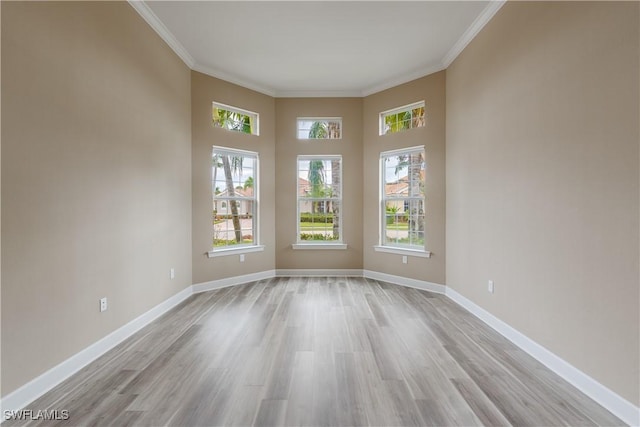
[293,155,346,250]
[376,145,430,258]
[209,146,263,258]
[212,102,260,136]
[379,101,425,136]
[296,117,343,140]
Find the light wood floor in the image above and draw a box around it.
[7,277,624,426]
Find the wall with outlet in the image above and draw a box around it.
[191,72,276,284]
[446,1,639,405]
[363,72,446,285]
[1,1,193,396]
[275,97,364,270]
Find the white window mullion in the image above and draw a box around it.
[296,155,343,245]
[297,118,342,140]
[379,146,427,254]
[379,101,425,135]
[211,146,259,255]
[212,102,259,136]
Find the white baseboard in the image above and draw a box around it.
[192,270,276,293]
[276,269,362,277]
[445,286,640,427]
[0,285,194,421]
[363,269,446,294]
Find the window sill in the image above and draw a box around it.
[208,245,265,258]
[292,243,348,250]
[373,245,431,258]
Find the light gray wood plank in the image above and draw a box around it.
[221,385,263,427]
[451,378,512,426]
[350,351,398,426]
[334,352,368,427]
[364,320,403,381]
[310,346,339,427]
[284,351,315,427]
[262,326,298,400]
[106,410,143,427]
[382,379,426,427]
[365,293,390,327]
[253,399,287,427]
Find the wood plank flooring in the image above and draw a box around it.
[6,277,625,426]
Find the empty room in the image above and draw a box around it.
[1,1,638,426]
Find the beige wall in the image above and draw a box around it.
[363,72,446,284]
[191,72,276,283]
[446,1,639,404]
[1,2,192,396]
[275,98,363,269]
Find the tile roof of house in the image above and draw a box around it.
[384,171,425,196]
[216,186,254,198]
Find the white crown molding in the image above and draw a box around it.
[361,63,445,97]
[127,0,277,96]
[442,0,506,68]
[127,0,195,69]
[445,286,640,427]
[275,90,364,98]
[128,0,503,98]
[192,270,276,293]
[192,64,277,97]
[0,286,193,422]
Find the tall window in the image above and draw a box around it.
[297,118,342,140]
[297,156,342,242]
[380,101,425,135]
[212,102,259,135]
[212,147,258,251]
[380,146,426,250]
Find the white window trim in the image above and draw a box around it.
[379,100,425,135]
[296,117,343,140]
[212,101,260,136]
[208,245,265,258]
[296,155,344,245]
[374,245,431,258]
[211,146,261,254]
[378,145,429,255]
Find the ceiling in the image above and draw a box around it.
[132,1,504,97]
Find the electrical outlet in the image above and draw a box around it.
[402,255,408,264]
[240,254,245,262]
[100,297,108,312]
[488,280,494,293]
[170,268,175,279]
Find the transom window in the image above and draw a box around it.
[212,102,259,135]
[297,118,342,140]
[297,156,342,242]
[380,101,425,135]
[212,146,258,250]
[380,146,426,250]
